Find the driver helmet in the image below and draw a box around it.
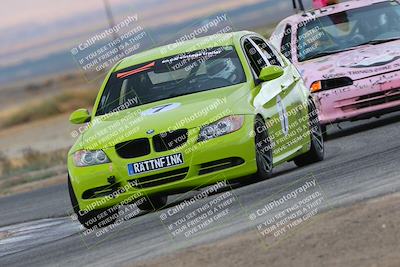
[206,58,238,83]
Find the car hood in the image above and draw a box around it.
[296,40,400,87]
[80,83,253,149]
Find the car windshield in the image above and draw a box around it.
[95,46,245,116]
[297,1,400,62]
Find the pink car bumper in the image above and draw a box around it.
[315,70,400,125]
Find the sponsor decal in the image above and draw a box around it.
[127,153,184,175]
[337,45,400,68]
[276,96,289,136]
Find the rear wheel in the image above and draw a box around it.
[68,176,118,229]
[254,117,273,180]
[293,100,324,167]
[137,195,168,211]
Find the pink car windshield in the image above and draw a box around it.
[297,1,400,62]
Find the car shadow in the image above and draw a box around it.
[119,163,304,223]
[326,111,400,141]
[120,184,235,223]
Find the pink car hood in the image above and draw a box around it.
[296,39,400,87]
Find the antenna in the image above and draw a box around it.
[292,0,305,11]
[298,0,305,11]
[103,0,119,41]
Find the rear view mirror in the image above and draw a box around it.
[69,109,91,124]
[259,66,284,82]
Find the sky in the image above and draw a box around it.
[0,0,125,30]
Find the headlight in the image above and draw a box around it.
[198,115,244,142]
[73,150,110,167]
[310,77,353,93]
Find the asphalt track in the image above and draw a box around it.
[1,111,400,266]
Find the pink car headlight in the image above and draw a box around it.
[311,77,353,93]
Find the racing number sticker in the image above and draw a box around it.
[141,103,181,116]
[276,95,289,136]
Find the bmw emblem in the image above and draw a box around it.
[146,129,155,134]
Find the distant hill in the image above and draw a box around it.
[0,1,297,86]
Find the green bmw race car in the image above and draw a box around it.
[68,31,324,228]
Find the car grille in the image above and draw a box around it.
[153,129,188,152]
[198,157,244,175]
[128,167,189,188]
[339,88,400,112]
[115,138,150,158]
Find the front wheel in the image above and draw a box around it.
[68,176,118,229]
[254,117,273,180]
[293,100,325,167]
[137,195,168,211]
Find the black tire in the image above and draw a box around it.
[321,124,328,140]
[137,195,168,211]
[254,116,273,180]
[293,100,325,167]
[68,176,118,229]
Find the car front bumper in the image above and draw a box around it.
[68,115,257,212]
[315,70,400,125]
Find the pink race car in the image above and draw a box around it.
[271,0,400,130]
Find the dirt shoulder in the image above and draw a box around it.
[133,192,400,267]
[0,113,74,158]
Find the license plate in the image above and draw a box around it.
[127,153,184,176]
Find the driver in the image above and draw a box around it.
[206,58,238,83]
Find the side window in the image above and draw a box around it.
[243,39,267,76]
[281,24,292,62]
[251,37,283,67]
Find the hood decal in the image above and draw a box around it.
[337,45,400,68]
[298,41,400,87]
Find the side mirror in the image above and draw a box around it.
[258,66,284,82]
[69,108,91,124]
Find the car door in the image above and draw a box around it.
[250,36,308,162]
[241,37,286,162]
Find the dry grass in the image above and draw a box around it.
[0,88,97,129]
[0,148,68,193]
[0,148,66,175]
